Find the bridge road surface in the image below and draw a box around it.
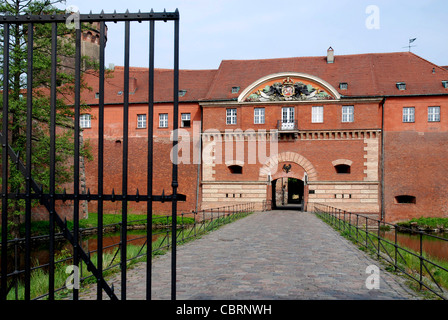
[81,210,420,300]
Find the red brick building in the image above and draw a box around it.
[79,48,448,223]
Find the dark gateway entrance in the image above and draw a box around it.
[272,178,304,210]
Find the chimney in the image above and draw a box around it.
[130,77,137,94]
[327,47,334,64]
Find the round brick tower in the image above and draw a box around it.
[59,21,108,74]
[81,22,108,70]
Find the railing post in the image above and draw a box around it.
[365,217,368,249]
[181,212,185,242]
[356,214,359,244]
[394,225,398,271]
[348,212,351,238]
[338,208,341,230]
[419,231,423,291]
[14,239,19,300]
[377,220,380,259]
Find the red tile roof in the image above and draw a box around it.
[204,52,448,100]
[77,52,448,105]
[79,67,217,105]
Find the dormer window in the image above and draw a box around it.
[396,82,406,90]
[232,86,240,94]
[339,82,348,90]
[179,89,187,97]
[442,81,448,88]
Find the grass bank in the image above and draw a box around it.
[8,213,195,239]
[396,217,448,232]
[6,210,253,300]
[315,210,448,300]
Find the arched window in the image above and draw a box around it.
[228,165,243,174]
[395,195,416,204]
[335,164,351,174]
[332,159,352,174]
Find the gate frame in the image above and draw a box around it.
[0,10,180,301]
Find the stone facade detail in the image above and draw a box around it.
[259,151,318,182]
[363,137,380,181]
[307,183,379,213]
[201,183,267,211]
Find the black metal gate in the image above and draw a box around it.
[0,9,180,300]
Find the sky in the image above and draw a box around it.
[58,0,448,70]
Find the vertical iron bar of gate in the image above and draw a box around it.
[1,22,10,301]
[121,20,131,300]
[171,16,180,301]
[24,22,34,301]
[48,22,58,301]
[73,24,82,302]
[97,20,106,301]
[147,19,155,300]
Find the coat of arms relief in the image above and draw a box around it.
[246,77,334,102]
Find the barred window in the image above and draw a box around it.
[402,107,415,123]
[342,106,354,123]
[428,106,440,122]
[254,108,265,124]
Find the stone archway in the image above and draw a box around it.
[259,152,318,182]
[260,152,317,211]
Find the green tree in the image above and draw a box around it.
[0,0,93,237]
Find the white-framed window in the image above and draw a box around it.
[226,108,237,125]
[254,108,265,124]
[428,106,440,122]
[80,114,91,128]
[402,107,415,123]
[181,113,191,128]
[281,107,295,130]
[282,107,294,123]
[312,106,323,123]
[137,114,146,128]
[342,106,354,123]
[159,113,168,128]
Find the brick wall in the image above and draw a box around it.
[83,136,200,216]
[383,131,448,222]
[383,96,448,222]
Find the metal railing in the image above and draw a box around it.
[313,203,448,300]
[0,202,256,300]
[277,120,298,131]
